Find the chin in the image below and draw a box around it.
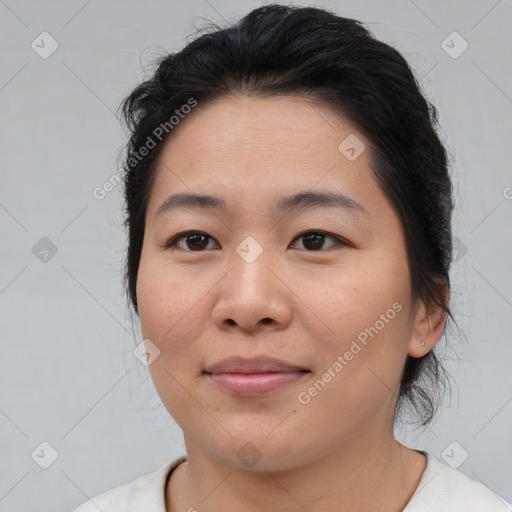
[202,430,312,472]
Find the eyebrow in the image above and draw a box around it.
[154,189,368,221]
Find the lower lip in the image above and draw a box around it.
[206,372,309,396]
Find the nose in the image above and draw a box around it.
[211,247,292,334]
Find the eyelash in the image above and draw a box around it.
[164,230,349,252]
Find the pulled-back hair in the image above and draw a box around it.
[119,3,454,428]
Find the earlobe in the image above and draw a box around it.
[411,339,427,358]
[408,339,431,359]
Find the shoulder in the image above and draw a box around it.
[70,456,187,512]
[405,451,511,512]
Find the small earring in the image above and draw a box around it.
[421,340,426,347]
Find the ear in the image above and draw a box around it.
[407,280,449,358]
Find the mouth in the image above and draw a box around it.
[204,371,310,396]
[203,356,311,396]
[204,355,309,374]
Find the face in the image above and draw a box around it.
[136,94,425,471]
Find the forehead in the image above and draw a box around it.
[159,94,364,157]
[147,94,384,219]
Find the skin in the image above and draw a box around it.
[136,94,448,512]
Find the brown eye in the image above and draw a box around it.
[290,231,346,251]
[165,230,347,252]
[166,231,218,251]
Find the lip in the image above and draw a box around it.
[204,355,308,374]
[207,372,309,396]
[203,356,310,397]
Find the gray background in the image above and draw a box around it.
[1,1,511,510]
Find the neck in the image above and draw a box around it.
[167,432,427,512]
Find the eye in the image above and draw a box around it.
[290,230,347,251]
[165,231,219,251]
[165,230,347,252]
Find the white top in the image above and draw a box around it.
[71,451,510,511]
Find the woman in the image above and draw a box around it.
[73,4,509,511]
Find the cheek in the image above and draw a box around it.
[305,261,411,387]
[136,254,206,362]
[136,256,209,422]
[309,266,402,337]
[298,298,409,429]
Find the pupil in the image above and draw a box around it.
[189,234,207,250]
[305,232,323,250]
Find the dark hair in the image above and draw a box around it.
[119,3,455,428]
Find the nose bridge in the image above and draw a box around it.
[235,234,267,266]
[229,234,276,295]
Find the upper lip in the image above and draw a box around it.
[204,356,309,374]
